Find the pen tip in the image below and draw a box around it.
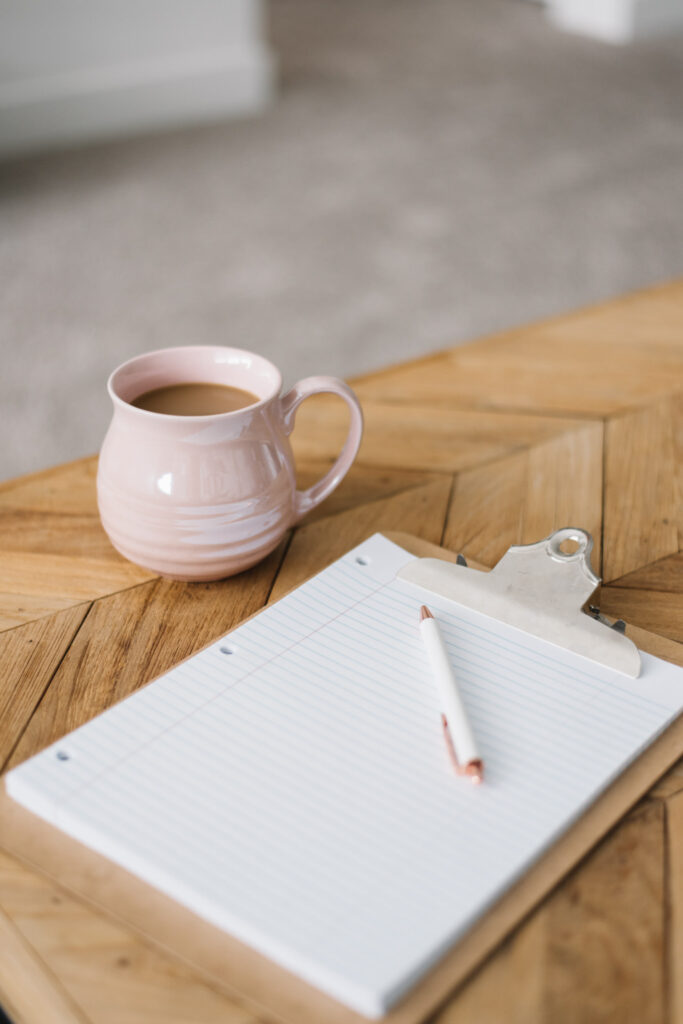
[420,605,434,622]
[466,760,485,785]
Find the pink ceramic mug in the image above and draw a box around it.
[97,346,363,581]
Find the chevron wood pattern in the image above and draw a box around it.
[0,280,682,1024]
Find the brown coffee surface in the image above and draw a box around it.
[131,383,259,416]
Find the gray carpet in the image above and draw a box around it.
[1,0,683,482]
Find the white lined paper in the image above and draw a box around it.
[6,534,683,1018]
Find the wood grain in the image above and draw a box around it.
[0,604,90,772]
[599,587,683,645]
[668,789,683,1024]
[543,799,665,1024]
[355,348,682,419]
[0,897,91,1024]
[291,396,581,473]
[0,851,258,1024]
[0,509,126,562]
[603,399,679,583]
[8,540,287,769]
[435,800,666,1024]
[0,455,156,632]
[354,281,683,416]
[648,757,683,800]
[444,422,603,569]
[269,476,453,603]
[0,551,155,630]
[432,917,547,1024]
[609,552,683,591]
[442,449,529,568]
[295,461,448,524]
[674,392,683,553]
[0,456,99,515]
[0,591,86,634]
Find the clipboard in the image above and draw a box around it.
[1,529,681,1024]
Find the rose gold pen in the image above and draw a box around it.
[419,605,484,784]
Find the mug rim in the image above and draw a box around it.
[108,345,283,421]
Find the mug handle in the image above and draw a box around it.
[280,376,364,522]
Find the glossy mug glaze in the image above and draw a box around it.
[97,346,364,581]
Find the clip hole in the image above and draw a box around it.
[548,529,589,562]
[56,750,70,761]
[355,556,370,566]
[559,537,580,555]
[220,645,236,655]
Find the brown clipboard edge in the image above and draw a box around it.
[0,531,681,1024]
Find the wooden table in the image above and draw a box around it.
[1,281,682,1024]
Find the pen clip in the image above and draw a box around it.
[441,714,484,784]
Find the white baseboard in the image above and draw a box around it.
[0,49,274,157]
[0,1,274,158]
[549,0,683,43]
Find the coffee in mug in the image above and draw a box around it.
[131,382,259,416]
[97,346,364,581]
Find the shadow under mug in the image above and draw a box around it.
[97,346,364,581]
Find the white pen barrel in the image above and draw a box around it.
[419,616,480,765]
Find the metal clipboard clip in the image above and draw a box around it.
[397,527,640,678]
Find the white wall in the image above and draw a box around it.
[547,0,683,42]
[0,0,274,157]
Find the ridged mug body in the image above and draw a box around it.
[97,347,296,581]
